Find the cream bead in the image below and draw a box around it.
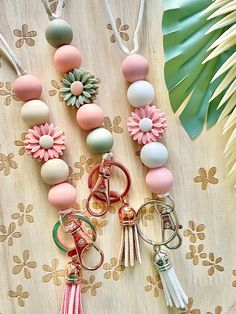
[41,159,69,185]
[21,100,50,126]
[140,142,168,168]
[127,80,155,108]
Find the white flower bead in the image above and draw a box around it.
[21,100,50,126]
[41,158,69,185]
[140,142,168,168]
[127,80,155,108]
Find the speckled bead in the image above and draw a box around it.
[86,127,113,154]
[140,142,168,168]
[21,100,50,126]
[45,19,73,48]
[41,158,69,185]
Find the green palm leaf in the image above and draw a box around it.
[162,0,236,138]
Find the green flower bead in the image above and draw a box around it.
[86,128,113,154]
[45,19,73,48]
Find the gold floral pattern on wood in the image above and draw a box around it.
[202,253,224,276]
[194,167,219,190]
[0,153,18,176]
[68,156,95,188]
[0,222,21,246]
[13,24,37,48]
[232,270,236,287]
[11,203,34,226]
[14,132,27,156]
[0,82,19,106]
[42,258,65,286]
[144,274,163,297]
[107,18,129,43]
[104,116,123,134]
[183,221,206,243]
[12,249,37,279]
[180,297,222,314]
[8,285,29,307]
[49,80,64,102]
[184,220,224,277]
[81,275,102,296]
[103,257,125,281]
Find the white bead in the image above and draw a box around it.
[41,158,69,185]
[127,80,155,108]
[140,142,168,168]
[21,100,50,126]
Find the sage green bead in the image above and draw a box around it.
[86,127,113,154]
[45,19,73,48]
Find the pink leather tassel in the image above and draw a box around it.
[60,283,83,314]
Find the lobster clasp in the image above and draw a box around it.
[86,153,113,217]
[68,227,104,271]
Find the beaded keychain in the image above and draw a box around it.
[103,0,188,309]
[0,33,104,314]
[41,0,143,269]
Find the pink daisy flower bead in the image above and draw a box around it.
[25,123,65,162]
[127,105,167,145]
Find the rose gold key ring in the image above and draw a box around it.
[136,195,182,250]
[86,153,131,217]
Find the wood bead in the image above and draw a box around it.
[41,159,69,185]
[21,100,50,126]
[45,19,73,48]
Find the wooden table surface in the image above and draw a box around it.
[0,1,235,313]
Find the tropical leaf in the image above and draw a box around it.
[162,0,235,138]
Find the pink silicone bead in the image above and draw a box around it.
[121,54,149,82]
[54,45,82,73]
[146,167,174,195]
[76,103,105,131]
[48,182,77,209]
[13,75,42,101]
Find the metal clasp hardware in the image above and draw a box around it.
[86,153,131,217]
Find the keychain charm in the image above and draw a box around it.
[137,195,188,309]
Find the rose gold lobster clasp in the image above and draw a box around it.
[86,153,131,217]
[62,214,104,271]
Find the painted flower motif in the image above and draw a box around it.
[13,24,37,48]
[103,257,125,281]
[107,18,129,43]
[0,153,18,176]
[48,0,65,13]
[80,275,102,296]
[194,167,219,190]
[60,68,99,108]
[42,258,65,286]
[185,244,207,265]
[232,270,236,287]
[202,253,224,276]
[127,105,167,144]
[8,285,29,307]
[180,297,200,314]
[144,274,162,297]
[14,132,27,156]
[11,203,34,226]
[0,82,19,106]
[12,250,37,279]
[49,79,64,102]
[0,222,21,246]
[183,220,206,243]
[206,306,222,314]
[104,116,123,134]
[24,123,65,162]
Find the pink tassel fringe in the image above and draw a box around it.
[60,283,83,314]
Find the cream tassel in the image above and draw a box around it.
[154,250,188,309]
[118,203,142,267]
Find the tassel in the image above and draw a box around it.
[60,260,83,314]
[154,250,188,309]
[118,203,142,267]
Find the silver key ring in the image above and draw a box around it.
[136,196,181,249]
